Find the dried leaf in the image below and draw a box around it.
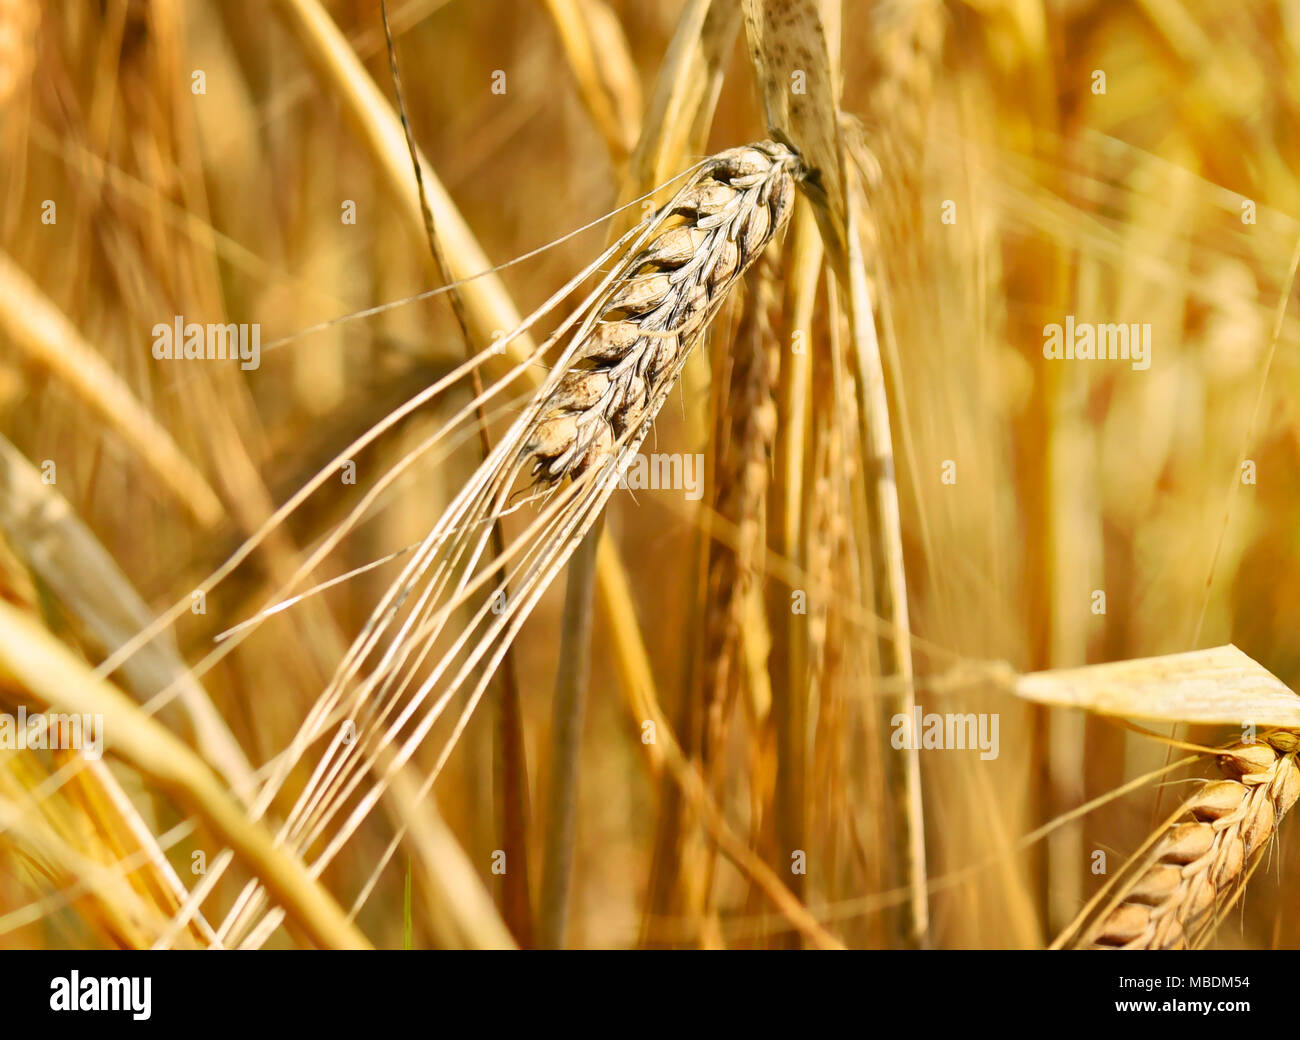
[1014,645,1300,728]
[740,0,846,265]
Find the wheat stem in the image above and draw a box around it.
[538,523,601,948]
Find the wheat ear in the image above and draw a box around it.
[523,140,798,485]
[1064,733,1300,950]
[702,251,780,762]
[213,140,803,947]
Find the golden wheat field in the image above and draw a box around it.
[1,0,1299,958]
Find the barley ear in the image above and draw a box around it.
[1062,734,1300,950]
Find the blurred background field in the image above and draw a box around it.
[1,0,1299,949]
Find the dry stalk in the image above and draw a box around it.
[0,250,224,528]
[0,0,36,112]
[0,600,369,950]
[543,0,643,162]
[0,436,254,798]
[1065,733,1300,950]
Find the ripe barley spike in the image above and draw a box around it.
[524,140,798,488]
[1059,734,1300,950]
[188,142,808,953]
